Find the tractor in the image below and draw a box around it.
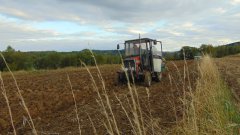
[117,37,166,87]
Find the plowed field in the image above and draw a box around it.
[0,60,197,134]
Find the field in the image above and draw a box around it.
[215,54,240,101]
[0,55,239,135]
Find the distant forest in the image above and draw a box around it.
[164,42,240,60]
[0,41,240,71]
[0,47,121,71]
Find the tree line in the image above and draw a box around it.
[0,46,121,71]
[164,42,240,60]
[1,42,239,71]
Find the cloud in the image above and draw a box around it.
[230,0,240,5]
[0,0,239,51]
[0,0,225,23]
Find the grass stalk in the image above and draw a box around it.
[80,61,114,135]
[87,113,97,135]
[67,74,82,135]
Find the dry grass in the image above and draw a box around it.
[174,55,240,135]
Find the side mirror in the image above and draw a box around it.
[117,44,120,50]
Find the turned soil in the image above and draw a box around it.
[0,60,199,135]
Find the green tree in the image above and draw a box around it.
[180,46,199,59]
[60,54,78,68]
[5,45,15,52]
[200,44,215,56]
[78,50,94,65]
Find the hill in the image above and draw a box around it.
[226,41,240,46]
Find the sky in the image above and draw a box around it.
[0,0,239,52]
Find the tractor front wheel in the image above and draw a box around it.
[144,72,152,87]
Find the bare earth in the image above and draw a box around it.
[0,60,199,135]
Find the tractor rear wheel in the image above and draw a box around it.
[144,72,152,87]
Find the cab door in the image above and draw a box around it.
[152,45,162,72]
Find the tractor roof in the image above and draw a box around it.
[125,38,156,44]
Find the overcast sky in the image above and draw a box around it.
[0,0,239,52]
